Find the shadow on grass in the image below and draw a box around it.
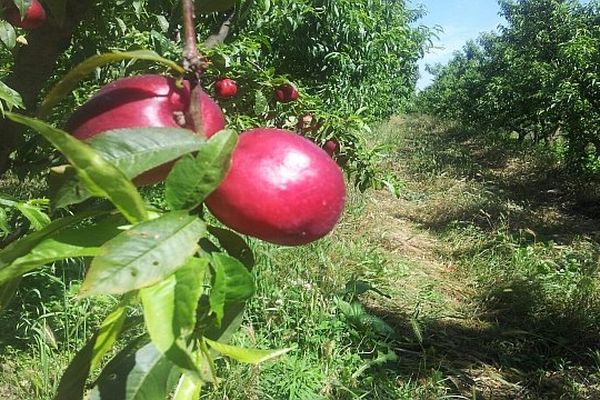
[393,116,600,246]
[363,116,600,398]
[361,279,600,400]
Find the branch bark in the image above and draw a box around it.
[0,0,94,176]
[204,12,235,49]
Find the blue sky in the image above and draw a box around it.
[410,0,505,89]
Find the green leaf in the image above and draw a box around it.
[205,338,292,364]
[0,21,16,51]
[54,300,136,400]
[165,129,238,210]
[80,211,206,297]
[196,0,237,14]
[52,128,206,208]
[6,113,148,224]
[91,299,132,371]
[253,90,269,115]
[90,341,180,400]
[0,81,23,116]
[140,257,208,375]
[172,373,202,400]
[0,208,10,235]
[13,0,32,17]
[0,210,102,278]
[14,201,51,231]
[208,226,254,269]
[0,214,123,285]
[37,51,184,118]
[209,253,254,325]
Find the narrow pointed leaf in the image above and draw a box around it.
[0,210,102,276]
[52,128,206,208]
[91,298,133,371]
[140,257,208,375]
[0,214,123,284]
[13,0,32,16]
[14,201,51,230]
[54,301,137,400]
[38,51,184,118]
[0,21,16,52]
[80,211,206,296]
[6,113,147,224]
[205,338,292,364]
[90,341,180,400]
[209,253,255,325]
[0,80,23,114]
[172,373,202,400]
[166,129,238,210]
[208,226,254,269]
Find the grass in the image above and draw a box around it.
[2,114,600,399]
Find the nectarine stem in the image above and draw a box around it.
[182,0,207,81]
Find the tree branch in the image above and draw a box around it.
[204,11,236,49]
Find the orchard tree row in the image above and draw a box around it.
[418,0,600,170]
[1,0,431,190]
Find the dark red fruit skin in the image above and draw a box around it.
[206,128,346,246]
[4,0,46,29]
[274,84,299,103]
[324,140,339,156]
[215,78,238,98]
[67,75,225,186]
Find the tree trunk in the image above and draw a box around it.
[0,0,94,176]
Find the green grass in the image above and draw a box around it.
[3,114,600,399]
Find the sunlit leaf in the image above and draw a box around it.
[52,128,206,208]
[0,81,23,115]
[80,211,206,296]
[208,226,254,269]
[0,21,16,51]
[6,113,148,224]
[90,341,180,400]
[14,201,51,230]
[0,210,104,283]
[172,373,202,400]
[0,214,123,285]
[140,257,208,375]
[54,299,137,400]
[205,338,292,364]
[165,129,238,210]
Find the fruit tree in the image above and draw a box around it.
[0,0,430,398]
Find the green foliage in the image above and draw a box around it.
[418,0,600,171]
[51,128,206,208]
[165,129,238,210]
[0,80,23,114]
[196,0,432,189]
